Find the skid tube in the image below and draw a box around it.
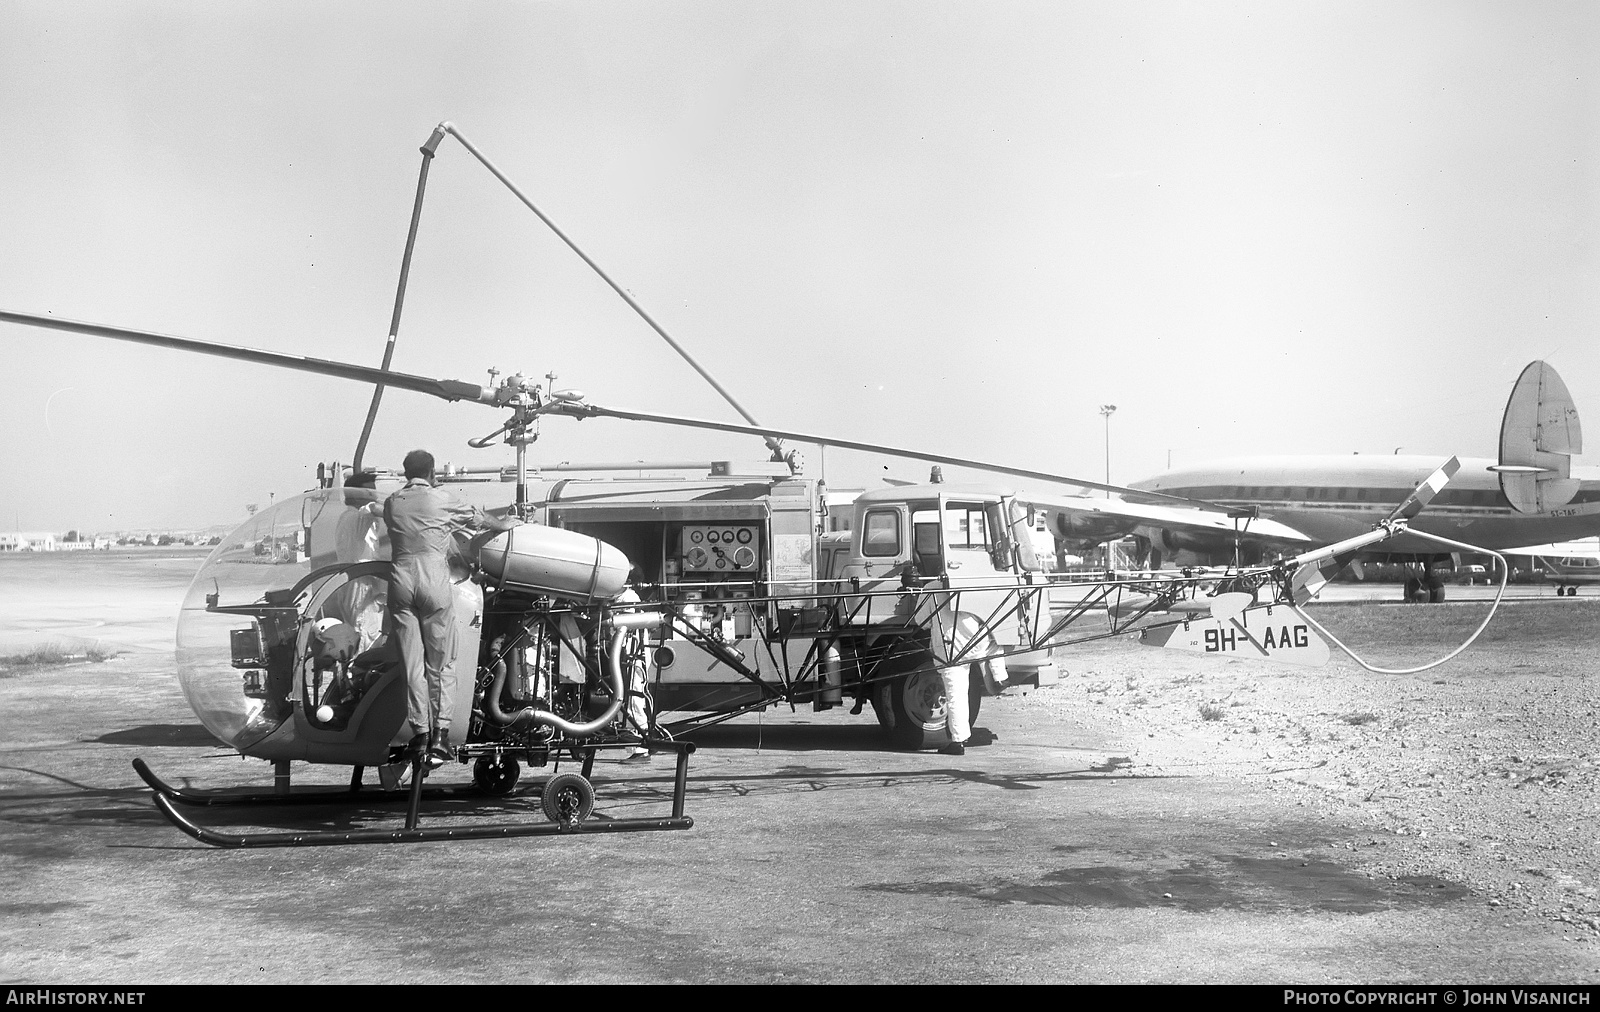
[132,757,474,807]
[136,741,697,848]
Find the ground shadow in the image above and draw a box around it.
[865,856,1469,914]
[94,724,219,747]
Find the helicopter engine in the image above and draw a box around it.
[474,608,655,741]
[468,524,645,745]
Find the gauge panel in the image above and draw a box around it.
[680,524,761,573]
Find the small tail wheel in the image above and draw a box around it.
[471,755,521,796]
[542,771,595,827]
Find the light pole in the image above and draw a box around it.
[1099,404,1117,495]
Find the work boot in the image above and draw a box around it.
[937,740,966,756]
[427,728,452,769]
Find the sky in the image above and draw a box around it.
[1,1,1596,532]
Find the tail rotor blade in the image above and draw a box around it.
[1386,455,1460,524]
[1288,456,1462,605]
[1291,550,1360,606]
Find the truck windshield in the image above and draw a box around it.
[944,502,1001,549]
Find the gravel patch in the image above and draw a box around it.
[1027,599,1600,942]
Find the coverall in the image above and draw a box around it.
[927,605,1007,746]
[381,478,486,739]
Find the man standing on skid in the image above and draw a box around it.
[382,448,512,767]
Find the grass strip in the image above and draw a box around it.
[0,643,119,676]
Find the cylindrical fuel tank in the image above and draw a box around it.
[478,524,631,602]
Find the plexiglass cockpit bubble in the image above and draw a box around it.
[177,488,391,751]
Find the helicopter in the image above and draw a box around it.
[0,124,1510,847]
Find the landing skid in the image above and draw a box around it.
[132,757,471,807]
[132,741,697,848]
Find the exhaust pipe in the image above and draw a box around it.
[484,612,660,738]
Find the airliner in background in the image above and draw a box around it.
[1070,362,1596,602]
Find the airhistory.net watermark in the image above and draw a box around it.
[5,993,145,1005]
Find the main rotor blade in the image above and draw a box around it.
[552,401,1213,506]
[0,310,489,405]
[2,308,1222,506]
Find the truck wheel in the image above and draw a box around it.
[888,659,983,750]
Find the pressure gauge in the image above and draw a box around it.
[736,528,753,544]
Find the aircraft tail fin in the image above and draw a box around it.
[1495,361,1582,514]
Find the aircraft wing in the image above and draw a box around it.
[1498,538,1600,558]
[1022,493,1315,554]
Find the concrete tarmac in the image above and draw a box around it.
[0,552,1590,984]
[0,651,1586,984]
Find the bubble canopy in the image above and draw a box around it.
[177,489,391,751]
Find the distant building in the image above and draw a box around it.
[0,532,58,551]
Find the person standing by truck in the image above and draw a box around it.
[928,607,1007,757]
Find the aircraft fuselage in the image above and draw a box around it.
[1130,455,1600,555]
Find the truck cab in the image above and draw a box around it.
[835,482,1042,635]
[825,482,1053,746]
